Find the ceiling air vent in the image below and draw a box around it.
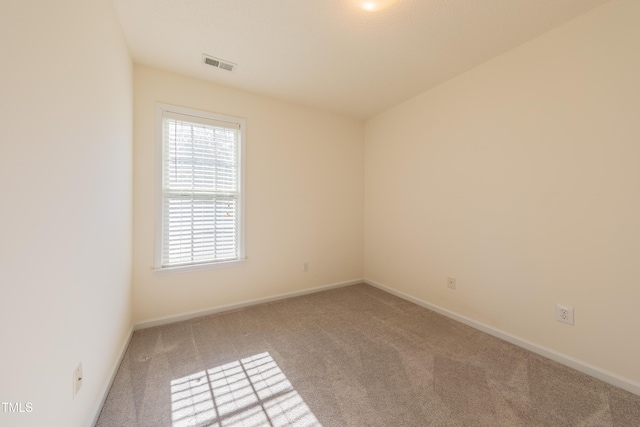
[203,54,236,72]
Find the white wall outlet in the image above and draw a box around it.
[73,362,83,398]
[303,261,309,272]
[556,304,574,325]
[447,276,456,290]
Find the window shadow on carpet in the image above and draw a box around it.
[171,352,321,427]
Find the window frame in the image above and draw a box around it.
[154,103,246,273]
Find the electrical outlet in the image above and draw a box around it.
[73,362,83,398]
[303,262,309,272]
[447,276,456,290]
[555,304,574,325]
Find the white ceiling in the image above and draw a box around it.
[112,0,609,119]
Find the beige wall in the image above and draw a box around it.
[0,0,133,426]
[133,66,364,323]
[365,0,640,385]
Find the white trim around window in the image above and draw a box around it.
[154,103,246,272]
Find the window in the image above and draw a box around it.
[155,104,245,271]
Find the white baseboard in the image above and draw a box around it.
[87,325,134,427]
[364,278,640,397]
[134,278,364,331]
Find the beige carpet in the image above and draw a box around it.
[97,284,640,426]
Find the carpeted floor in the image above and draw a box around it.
[97,283,640,426]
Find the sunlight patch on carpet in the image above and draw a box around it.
[170,352,321,426]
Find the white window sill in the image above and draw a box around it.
[152,258,247,274]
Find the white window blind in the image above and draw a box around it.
[157,106,245,269]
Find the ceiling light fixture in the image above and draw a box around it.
[355,0,398,12]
